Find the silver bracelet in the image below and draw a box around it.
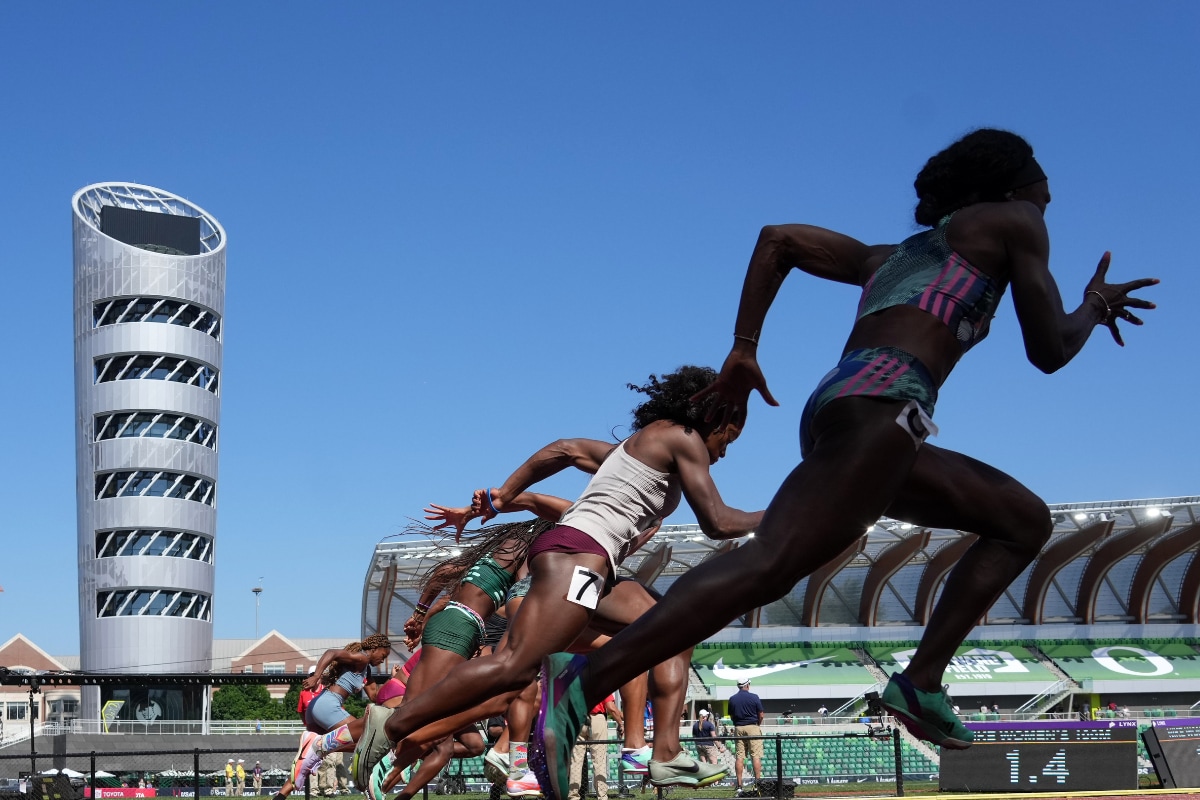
[1085,290,1112,322]
[733,333,759,345]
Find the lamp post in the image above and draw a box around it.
[251,581,263,638]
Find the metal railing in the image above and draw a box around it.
[37,721,308,737]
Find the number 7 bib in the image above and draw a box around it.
[567,565,603,609]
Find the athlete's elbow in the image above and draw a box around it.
[1026,343,1067,374]
[699,518,749,541]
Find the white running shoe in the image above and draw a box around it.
[484,749,510,785]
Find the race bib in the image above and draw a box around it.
[566,565,603,609]
[895,400,939,449]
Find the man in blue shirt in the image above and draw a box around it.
[691,709,719,764]
[728,680,764,791]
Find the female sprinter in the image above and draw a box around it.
[531,128,1159,800]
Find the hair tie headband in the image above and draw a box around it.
[1004,157,1046,192]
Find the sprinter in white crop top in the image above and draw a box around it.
[374,365,762,792]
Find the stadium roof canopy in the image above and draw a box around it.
[362,496,1200,643]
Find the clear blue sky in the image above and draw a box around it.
[2,3,1196,656]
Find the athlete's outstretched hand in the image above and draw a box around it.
[424,503,476,542]
[1083,252,1158,347]
[692,345,779,429]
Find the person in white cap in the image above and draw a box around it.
[729,680,763,790]
[236,760,246,795]
[691,710,718,764]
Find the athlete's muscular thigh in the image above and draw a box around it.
[502,551,607,664]
[885,443,1048,542]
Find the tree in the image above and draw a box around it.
[211,684,298,721]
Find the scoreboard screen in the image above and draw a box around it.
[940,720,1138,792]
[1143,718,1200,788]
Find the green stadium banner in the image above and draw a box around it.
[1041,642,1200,683]
[870,643,1059,686]
[691,643,876,694]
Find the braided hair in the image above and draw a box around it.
[627,365,720,433]
[360,633,392,652]
[320,641,362,687]
[417,517,554,598]
[913,129,1036,226]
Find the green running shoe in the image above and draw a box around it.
[352,705,397,788]
[366,752,394,800]
[531,653,589,800]
[648,752,728,788]
[880,672,973,749]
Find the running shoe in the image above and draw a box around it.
[365,752,394,800]
[290,731,318,787]
[352,705,397,788]
[505,770,543,798]
[647,752,728,788]
[484,748,510,785]
[619,747,650,775]
[880,672,973,749]
[531,653,589,800]
[295,742,327,791]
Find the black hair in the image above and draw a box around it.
[627,365,720,433]
[417,518,553,598]
[913,128,1036,227]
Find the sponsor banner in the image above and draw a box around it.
[1152,717,1200,729]
[85,790,157,798]
[691,643,876,686]
[965,719,1139,732]
[1040,642,1200,681]
[870,643,1059,684]
[790,774,938,785]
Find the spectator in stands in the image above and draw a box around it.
[567,695,623,800]
[729,679,764,791]
[253,762,263,795]
[817,705,828,718]
[692,710,719,764]
[992,704,1000,715]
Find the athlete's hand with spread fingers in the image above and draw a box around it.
[423,503,476,542]
[691,344,779,429]
[1082,251,1159,347]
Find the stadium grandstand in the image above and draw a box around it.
[4,496,1197,790]
[361,495,1200,783]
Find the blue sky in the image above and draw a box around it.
[2,3,1197,656]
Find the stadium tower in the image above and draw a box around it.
[72,184,226,722]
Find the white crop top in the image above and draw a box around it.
[559,441,682,572]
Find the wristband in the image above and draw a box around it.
[486,488,500,514]
[733,333,759,345]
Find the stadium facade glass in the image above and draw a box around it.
[72,183,226,722]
